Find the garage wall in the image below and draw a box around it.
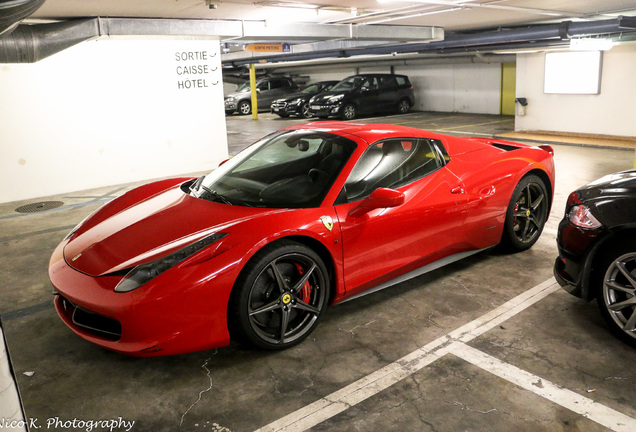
[515,43,636,137]
[289,60,503,115]
[0,38,228,204]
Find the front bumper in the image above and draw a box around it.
[553,217,604,300]
[48,240,233,356]
[308,103,342,117]
[271,101,301,116]
[224,100,237,111]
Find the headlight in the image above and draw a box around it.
[329,94,344,103]
[225,96,235,102]
[568,205,602,229]
[289,98,303,105]
[114,232,228,293]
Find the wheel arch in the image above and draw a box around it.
[582,228,636,300]
[277,235,338,303]
[231,234,339,304]
[526,168,554,215]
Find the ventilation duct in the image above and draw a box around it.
[0,19,98,63]
[0,0,45,37]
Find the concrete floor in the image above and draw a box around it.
[1,111,635,432]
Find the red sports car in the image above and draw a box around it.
[49,122,555,356]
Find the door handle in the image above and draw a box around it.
[451,186,465,194]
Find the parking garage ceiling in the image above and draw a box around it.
[2,0,636,65]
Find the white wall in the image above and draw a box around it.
[515,43,636,137]
[396,63,501,114]
[0,38,228,203]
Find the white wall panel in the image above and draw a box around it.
[515,44,636,137]
[396,63,502,114]
[0,38,228,203]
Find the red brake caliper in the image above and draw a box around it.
[294,263,311,301]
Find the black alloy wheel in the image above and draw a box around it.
[501,174,548,251]
[230,241,329,349]
[597,249,636,347]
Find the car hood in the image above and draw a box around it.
[578,169,636,200]
[64,184,281,277]
[310,90,352,104]
[225,90,249,98]
[273,91,310,102]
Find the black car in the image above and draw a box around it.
[307,74,415,120]
[271,81,339,119]
[554,169,636,346]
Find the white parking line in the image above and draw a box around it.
[450,342,636,432]
[254,278,636,432]
[254,279,561,432]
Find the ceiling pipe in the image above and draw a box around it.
[224,16,636,67]
[0,0,46,36]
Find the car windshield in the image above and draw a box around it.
[331,76,364,92]
[191,130,356,208]
[235,81,251,92]
[301,83,333,94]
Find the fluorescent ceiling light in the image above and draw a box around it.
[260,1,319,8]
[570,38,614,51]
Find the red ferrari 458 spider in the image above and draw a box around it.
[49,122,555,356]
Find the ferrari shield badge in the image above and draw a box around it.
[320,216,334,231]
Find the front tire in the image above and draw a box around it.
[229,241,329,350]
[341,104,356,120]
[596,245,636,347]
[238,100,252,115]
[500,174,548,251]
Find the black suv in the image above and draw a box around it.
[225,77,299,115]
[271,81,339,119]
[308,74,415,120]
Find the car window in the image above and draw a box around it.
[361,77,379,91]
[379,76,398,89]
[269,79,286,89]
[200,130,356,208]
[257,81,270,91]
[344,138,445,202]
[395,76,409,86]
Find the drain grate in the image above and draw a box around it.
[15,201,64,213]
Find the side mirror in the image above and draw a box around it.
[348,188,405,218]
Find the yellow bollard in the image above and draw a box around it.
[250,64,258,120]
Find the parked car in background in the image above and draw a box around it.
[308,74,415,120]
[554,169,636,347]
[271,80,339,118]
[225,77,299,115]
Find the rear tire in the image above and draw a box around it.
[229,241,329,350]
[500,174,548,252]
[397,98,410,114]
[301,103,313,119]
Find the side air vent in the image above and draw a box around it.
[492,143,520,152]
